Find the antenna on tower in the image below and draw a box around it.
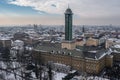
[68,4,69,8]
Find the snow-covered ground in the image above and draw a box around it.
[0,61,22,80]
[53,72,67,80]
[0,60,109,80]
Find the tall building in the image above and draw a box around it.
[82,25,85,33]
[62,7,75,50]
[65,7,73,41]
[34,24,38,32]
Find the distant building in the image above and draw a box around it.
[0,37,11,48]
[75,38,85,46]
[34,24,38,32]
[106,38,120,49]
[12,40,24,50]
[13,32,40,46]
[82,26,85,33]
[11,40,24,57]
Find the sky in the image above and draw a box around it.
[0,0,120,25]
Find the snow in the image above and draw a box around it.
[54,63,69,67]
[53,72,67,80]
[114,44,120,48]
[69,70,76,73]
[89,51,97,53]
[109,48,112,53]
[87,76,109,80]
[0,60,110,80]
[115,40,120,43]
[108,38,116,41]
[14,40,23,43]
[0,36,11,40]
[98,52,107,60]
[0,61,22,80]
[70,76,109,80]
[98,49,113,60]
[108,38,120,43]
[7,74,16,80]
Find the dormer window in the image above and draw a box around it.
[57,51,61,54]
[51,50,55,54]
[68,52,72,55]
[62,52,66,55]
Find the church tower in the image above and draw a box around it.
[65,7,73,41]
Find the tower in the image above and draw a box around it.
[82,25,85,33]
[34,24,38,32]
[62,7,75,50]
[65,7,73,41]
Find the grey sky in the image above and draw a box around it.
[0,0,120,25]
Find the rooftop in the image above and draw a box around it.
[65,8,73,14]
[34,42,109,60]
[35,42,83,58]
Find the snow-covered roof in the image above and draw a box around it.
[53,72,67,80]
[108,38,120,43]
[14,40,23,43]
[114,44,120,48]
[88,51,97,53]
[107,38,117,41]
[53,63,70,67]
[0,37,11,40]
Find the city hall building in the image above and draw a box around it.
[32,7,114,74]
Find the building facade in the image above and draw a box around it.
[32,50,113,74]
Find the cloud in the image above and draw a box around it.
[7,0,69,14]
[7,0,120,17]
[51,4,56,7]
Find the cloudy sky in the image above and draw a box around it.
[0,0,120,25]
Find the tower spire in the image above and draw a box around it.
[68,4,69,8]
